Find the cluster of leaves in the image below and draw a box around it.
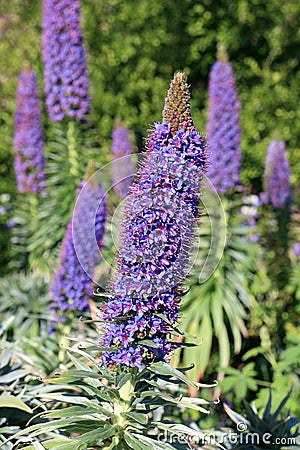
[0,341,216,450]
[0,319,47,450]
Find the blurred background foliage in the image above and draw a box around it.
[1,0,299,190]
[0,0,300,441]
[1,0,299,271]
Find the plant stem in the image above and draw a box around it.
[67,120,79,178]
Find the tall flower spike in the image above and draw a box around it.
[111,119,134,198]
[50,179,106,329]
[263,140,291,209]
[206,51,241,194]
[42,0,90,122]
[162,72,195,135]
[101,81,208,368]
[13,70,46,195]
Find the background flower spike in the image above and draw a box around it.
[13,70,46,196]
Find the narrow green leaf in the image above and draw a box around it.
[124,412,148,425]
[0,348,13,369]
[44,405,101,419]
[0,394,32,413]
[0,369,28,383]
[224,403,250,428]
[136,434,176,450]
[149,362,198,389]
[124,431,152,450]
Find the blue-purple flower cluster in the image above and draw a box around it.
[262,140,291,209]
[112,125,134,198]
[50,181,106,329]
[293,242,300,259]
[42,0,90,122]
[206,61,241,194]
[101,122,207,368]
[13,70,46,195]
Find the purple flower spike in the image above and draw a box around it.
[293,242,300,258]
[42,0,90,122]
[101,120,208,369]
[50,180,106,329]
[206,60,241,194]
[13,70,46,195]
[112,123,134,198]
[263,140,291,209]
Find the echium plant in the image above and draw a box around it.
[42,0,90,121]
[3,74,217,450]
[13,70,46,195]
[50,176,106,331]
[206,45,241,194]
[101,73,208,368]
[111,119,135,198]
[262,139,291,209]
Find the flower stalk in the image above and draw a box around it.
[101,73,208,369]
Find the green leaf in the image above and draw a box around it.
[0,394,32,413]
[116,372,132,389]
[224,403,250,428]
[124,432,153,450]
[136,434,176,450]
[149,362,198,389]
[124,412,148,425]
[71,425,117,446]
[44,405,103,419]
[0,348,13,369]
[19,439,76,450]
[177,396,210,414]
[0,369,29,384]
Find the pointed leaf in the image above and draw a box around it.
[0,394,32,413]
